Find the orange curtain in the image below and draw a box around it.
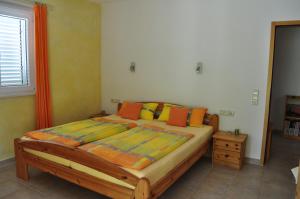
[34,4,52,129]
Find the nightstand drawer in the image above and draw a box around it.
[214,150,240,164]
[214,139,241,152]
[213,159,240,169]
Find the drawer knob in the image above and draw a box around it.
[225,144,229,147]
[235,144,238,147]
[225,154,229,158]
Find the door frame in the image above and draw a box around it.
[260,20,300,166]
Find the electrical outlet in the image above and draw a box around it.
[220,110,235,117]
[111,99,121,103]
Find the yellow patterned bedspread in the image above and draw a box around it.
[25,118,137,147]
[79,125,194,170]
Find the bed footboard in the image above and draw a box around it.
[14,138,146,199]
[14,137,209,199]
[134,178,151,199]
[14,139,29,181]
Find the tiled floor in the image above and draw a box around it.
[0,132,298,199]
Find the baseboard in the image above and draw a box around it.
[204,155,260,166]
[245,157,260,166]
[0,157,15,168]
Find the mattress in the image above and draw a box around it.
[22,115,213,189]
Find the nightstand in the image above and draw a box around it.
[89,111,109,118]
[212,131,247,169]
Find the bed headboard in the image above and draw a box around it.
[117,102,219,133]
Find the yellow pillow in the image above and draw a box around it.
[140,103,159,120]
[158,103,178,121]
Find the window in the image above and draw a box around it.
[0,2,34,97]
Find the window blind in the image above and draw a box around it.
[0,14,28,87]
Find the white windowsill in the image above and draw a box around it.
[0,89,36,99]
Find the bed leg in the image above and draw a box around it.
[14,139,29,181]
[134,178,151,199]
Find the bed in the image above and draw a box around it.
[14,102,219,199]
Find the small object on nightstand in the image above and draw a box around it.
[212,131,247,170]
[89,111,109,118]
[234,129,240,136]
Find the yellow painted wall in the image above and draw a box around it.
[0,0,101,161]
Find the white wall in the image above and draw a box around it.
[270,26,300,130]
[101,0,300,160]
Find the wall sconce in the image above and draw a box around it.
[195,62,203,74]
[130,62,136,73]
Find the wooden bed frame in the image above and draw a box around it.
[14,102,219,199]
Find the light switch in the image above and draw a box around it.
[251,89,259,105]
[252,89,259,96]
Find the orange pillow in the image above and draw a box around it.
[167,107,189,127]
[189,107,207,127]
[118,102,143,120]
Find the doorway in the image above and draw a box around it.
[261,20,300,166]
